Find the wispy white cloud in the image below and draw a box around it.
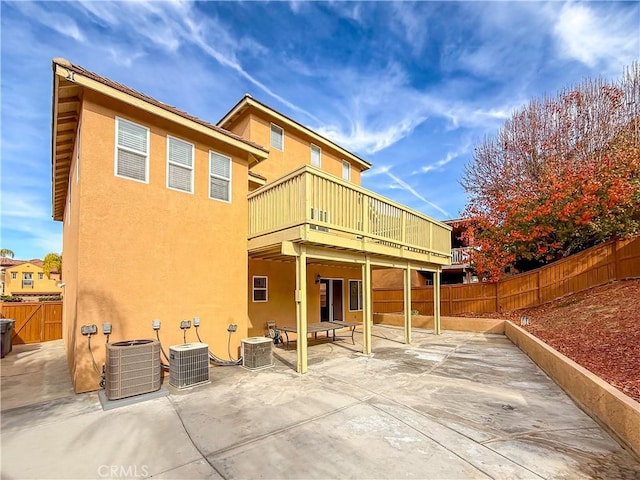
[70,0,322,122]
[10,2,85,42]
[390,3,430,56]
[385,171,449,217]
[413,142,471,175]
[362,165,392,177]
[1,195,50,221]
[553,3,639,70]
[317,116,427,156]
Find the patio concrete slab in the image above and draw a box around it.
[1,327,639,479]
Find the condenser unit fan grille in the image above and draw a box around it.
[169,343,210,389]
[242,337,273,370]
[105,339,161,400]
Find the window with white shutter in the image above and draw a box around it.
[209,151,232,202]
[115,117,149,182]
[166,136,194,193]
[270,123,284,151]
[311,144,321,167]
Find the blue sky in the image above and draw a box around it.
[1,1,639,260]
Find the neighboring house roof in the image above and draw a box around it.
[6,261,43,271]
[51,58,270,221]
[444,218,471,225]
[218,94,372,171]
[0,257,22,268]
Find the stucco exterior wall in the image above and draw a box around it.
[61,111,82,380]
[228,113,362,185]
[66,91,251,392]
[248,259,363,337]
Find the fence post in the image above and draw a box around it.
[537,270,542,306]
[495,282,500,312]
[612,238,619,280]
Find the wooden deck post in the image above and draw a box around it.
[296,246,308,373]
[404,264,412,344]
[434,268,441,335]
[362,255,372,354]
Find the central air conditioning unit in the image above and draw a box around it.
[169,343,210,389]
[105,339,161,400]
[241,337,273,370]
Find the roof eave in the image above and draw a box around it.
[218,96,372,171]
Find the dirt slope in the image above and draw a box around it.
[487,279,640,403]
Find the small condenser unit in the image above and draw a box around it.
[105,339,161,400]
[169,343,210,389]
[241,337,273,370]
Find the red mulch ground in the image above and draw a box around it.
[461,279,640,403]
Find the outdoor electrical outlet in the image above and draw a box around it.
[152,319,161,330]
[102,323,112,335]
[227,324,237,333]
[81,324,98,335]
[193,317,200,327]
[180,320,191,329]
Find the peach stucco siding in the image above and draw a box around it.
[65,91,252,392]
[228,113,362,185]
[248,259,363,337]
[61,111,82,380]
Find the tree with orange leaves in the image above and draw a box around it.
[462,64,640,281]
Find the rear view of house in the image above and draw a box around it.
[51,58,451,393]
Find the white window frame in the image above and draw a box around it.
[349,279,363,311]
[252,276,268,302]
[22,272,34,289]
[310,144,321,167]
[114,117,150,184]
[11,272,17,280]
[166,135,195,194]
[38,273,44,280]
[342,160,351,181]
[209,151,232,203]
[270,123,284,151]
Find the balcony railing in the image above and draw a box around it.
[451,247,474,265]
[248,165,451,262]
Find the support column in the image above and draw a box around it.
[296,246,308,373]
[404,264,412,344]
[362,255,372,354]
[434,268,441,335]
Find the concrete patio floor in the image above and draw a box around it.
[1,325,639,479]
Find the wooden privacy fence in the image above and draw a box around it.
[0,301,63,344]
[373,237,640,315]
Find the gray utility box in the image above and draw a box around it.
[105,339,161,400]
[241,337,273,370]
[0,319,15,358]
[169,343,210,389]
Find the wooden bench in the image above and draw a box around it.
[276,321,359,349]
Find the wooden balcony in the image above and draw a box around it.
[451,247,474,266]
[248,166,452,266]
